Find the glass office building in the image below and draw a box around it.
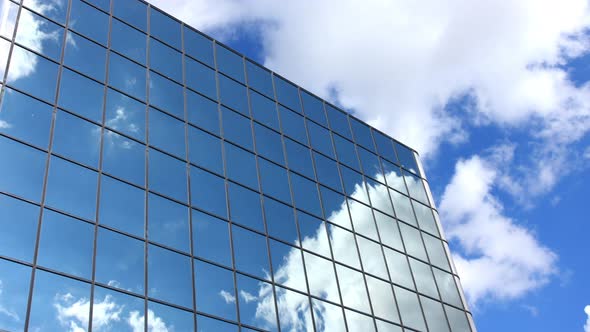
[0,0,476,331]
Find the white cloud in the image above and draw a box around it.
[128,309,169,332]
[54,293,123,332]
[0,120,12,129]
[219,289,236,304]
[239,290,257,303]
[584,305,590,332]
[439,156,558,306]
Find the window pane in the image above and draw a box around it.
[254,124,284,165]
[404,171,428,204]
[150,38,182,82]
[313,152,342,191]
[348,199,378,240]
[188,126,223,175]
[350,118,375,152]
[222,107,252,150]
[108,52,146,101]
[274,76,300,113]
[102,129,145,186]
[413,200,438,236]
[301,91,327,126]
[367,179,394,216]
[333,135,360,171]
[423,234,450,272]
[7,46,58,102]
[357,236,388,279]
[149,107,185,158]
[275,286,313,331]
[111,18,147,64]
[279,106,307,144]
[95,227,144,294]
[99,175,145,237]
[216,44,244,83]
[433,269,463,308]
[0,259,30,332]
[236,273,278,331]
[395,142,419,174]
[284,138,314,179]
[0,195,38,263]
[298,211,331,258]
[148,149,187,203]
[219,74,248,115]
[269,239,307,292]
[410,258,439,298]
[381,159,407,194]
[326,105,352,139]
[148,301,194,330]
[346,309,375,332]
[184,26,214,67]
[148,193,190,252]
[290,172,321,217]
[399,223,427,261]
[185,56,217,100]
[376,319,402,332]
[228,182,264,232]
[320,186,351,229]
[197,315,239,331]
[358,147,382,180]
[250,89,278,129]
[91,286,144,331]
[383,247,414,289]
[186,89,219,134]
[0,87,52,148]
[374,211,403,252]
[445,305,471,332]
[70,0,108,45]
[148,244,193,308]
[149,8,181,49]
[390,190,416,226]
[304,252,339,303]
[113,0,147,31]
[246,60,273,99]
[0,0,18,39]
[59,68,104,123]
[191,166,227,218]
[366,276,399,323]
[336,264,370,313]
[52,110,101,168]
[15,8,63,60]
[340,166,369,205]
[394,286,426,331]
[373,131,396,163]
[328,225,360,269]
[312,299,345,332]
[258,158,291,204]
[192,210,232,267]
[232,225,270,280]
[149,72,184,119]
[307,120,334,158]
[38,209,93,278]
[264,197,298,244]
[29,270,90,331]
[195,259,237,321]
[105,88,145,140]
[225,143,258,190]
[46,156,98,220]
[64,32,106,81]
[420,296,450,332]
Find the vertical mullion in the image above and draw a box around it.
[144,4,151,332]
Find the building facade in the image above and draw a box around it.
[0,0,476,331]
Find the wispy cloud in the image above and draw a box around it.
[239,290,257,303]
[219,289,236,304]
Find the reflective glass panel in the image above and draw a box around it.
[185,56,217,100]
[383,247,414,289]
[269,239,307,292]
[150,38,182,82]
[186,89,219,134]
[91,286,144,331]
[259,158,292,204]
[421,296,450,332]
[326,105,352,139]
[45,156,98,220]
[102,129,146,186]
[232,225,270,280]
[148,244,193,308]
[188,125,223,175]
[376,319,403,332]
[335,263,370,313]
[307,120,334,158]
[348,199,378,240]
[312,299,346,332]
[108,52,146,100]
[413,200,439,236]
[284,138,314,179]
[390,190,416,226]
[184,26,214,66]
[228,182,264,232]
[149,72,184,119]
[346,309,376,332]
[148,301,194,330]
[374,211,404,252]
[0,259,30,332]
[52,110,101,168]
[381,159,407,194]
[304,252,339,303]
[149,8,181,49]
[367,179,394,217]
[216,44,244,83]
[59,68,104,123]
[373,131,397,163]
[275,285,313,331]
[279,106,307,144]
[192,210,232,267]
[225,143,258,190]
[301,91,327,126]
[274,76,300,113]
[70,0,108,45]
[366,276,400,323]
[250,89,278,129]
[194,259,237,321]
[350,118,375,152]
[399,223,427,261]
[340,166,369,205]
[98,175,145,237]
[394,142,419,174]
[404,171,428,204]
[357,236,388,279]
[148,148,187,203]
[298,211,331,258]
[15,8,63,60]
[198,315,239,331]
[409,258,439,298]
[149,107,185,158]
[148,193,190,252]
[264,197,298,244]
[111,18,147,64]
[358,147,382,180]
[7,46,58,102]
[113,0,147,31]
[328,225,360,269]
[423,234,450,272]
[95,227,144,294]
[320,186,351,229]
[313,151,342,191]
[290,172,321,217]
[246,60,274,99]
[0,87,52,148]
[64,32,106,81]
[0,0,18,39]
[236,273,278,331]
[0,137,47,202]
[394,286,426,331]
[445,305,471,332]
[105,88,146,142]
[219,74,248,115]
[37,209,93,279]
[222,107,252,150]
[254,124,285,165]
[0,194,38,262]
[333,135,360,171]
[190,166,227,218]
[433,269,463,308]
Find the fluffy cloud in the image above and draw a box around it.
[584,305,590,332]
[439,155,558,306]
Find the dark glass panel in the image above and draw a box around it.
[219,74,248,115]
[350,117,375,152]
[148,107,185,158]
[191,166,227,218]
[0,87,52,148]
[59,68,104,123]
[188,125,223,175]
[112,18,148,65]
[184,26,214,67]
[0,194,39,262]
[149,72,184,119]
[301,90,327,126]
[185,56,217,100]
[148,193,190,252]
[326,104,352,139]
[102,129,146,186]
[216,44,244,83]
[64,32,107,81]
[113,0,147,31]
[232,225,270,280]
[250,89,279,129]
[52,110,101,168]
[279,106,307,144]
[70,0,109,45]
[333,134,360,171]
[148,148,187,203]
[150,37,182,82]
[264,197,298,244]
[274,76,300,113]
[222,107,252,150]
[194,259,237,321]
[7,46,59,102]
[284,138,314,179]
[224,143,258,190]
[298,211,331,258]
[307,120,334,158]
[290,172,321,217]
[147,244,193,308]
[186,89,219,134]
[149,7,181,49]
[98,175,145,237]
[108,52,146,101]
[0,259,30,332]
[313,151,342,192]
[246,60,274,99]
[228,182,264,232]
[258,158,291,204]
[192,210,232,267]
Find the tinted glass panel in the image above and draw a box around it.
[148,244,192,308]
[367,179,394,217]
[0,0,18,39]
[219,75,248,115]
[192,210,232,267]
[149,107,185,158]
[111,18,147,64]
[52,110,101,168]
[258,159,291,204]
[326,105,352,139]
[7,46,58,102]
[64,32,106,81]
[15,9,63,60]
[0,88,52,148]
[274,76,300,113]
[105,88,146,142]
[186,89,219,134]
[264,197,298,244]
[191,166,227,218]
[225,143,258,190]
[148,193,190,252]
[350,118,375,152]
[358,147,382,180]
[222,107,252,150]
[198,315,239,331]
[184,27,214,66]
[254,124,285,165]
[298,211,331,258]
[150,38,182,82]
[228,182,264,232]
[102,129,146,186]
[91,286,145,330]
[301,91,327,126]
[395,142,419,174]
[246,61,274,98]
[216,44,244,83]
[70,0,108,45]
[250,89,279,129]
[0,259,30,332]
[188,126,223,175]
[340,166,369,205]
[108,52,146,100]
[185,56,217,100]
[313,151,342,191]
[333,135,360,171]
[149,73,184,119]
[307,120,334,158]
[150,8,181,49]
[195,259,237,320]
[290,172,321,217]
[236,273,278,331]
[276,286,313,331]
[284,138,314,179]
[148,149,187,203]
[280,106,307,144]
[113,0,147,31]
[269,240,307,292]
[148,301,194,330]
[99,175,145,237]
[59,68,104,122]
[232,225,270,280]
[373,131,397,163]
[320,186,351,229]
[0,195,38,262]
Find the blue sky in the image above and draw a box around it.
[148,0,590,331]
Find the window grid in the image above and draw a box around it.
[0,0,472,331]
